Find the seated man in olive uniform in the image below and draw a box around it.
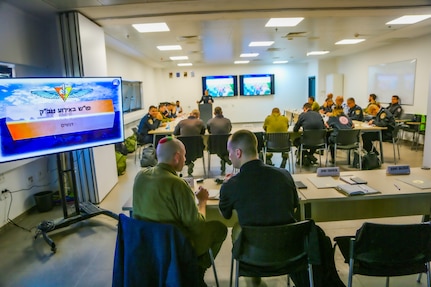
[346,97,364,121]
[133,137,227,287]
[263,107,289,168]
[386,95,403,119]
[361,104,395,153]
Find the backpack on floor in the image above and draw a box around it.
[140,144,157,167]
[115,151,127,175]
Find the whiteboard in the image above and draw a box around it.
[368,59,416,105]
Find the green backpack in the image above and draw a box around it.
[115,151,127,175]
[124,135,137,153]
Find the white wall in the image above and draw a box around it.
[336,34,431,114]
[159,64,308,123]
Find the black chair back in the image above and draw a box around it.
[177,135,205,163]
[302,129,327,148]
[265,132,291,152]
[207,134,230,156]
[335,129,360,146]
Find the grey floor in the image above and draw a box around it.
[0,136,427,287]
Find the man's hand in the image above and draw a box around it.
[195,186,209,202]
[155,112,163,121]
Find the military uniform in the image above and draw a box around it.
[207,115,232,174]
[263,113,289,168]
[294,110,325,164]
[197,95,214,104]
[137,113,161,144]
[348,104,364,121]
[361,108,395,152]
[327,115,353,161]
[386,103,402,119]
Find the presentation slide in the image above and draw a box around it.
[0,77,124,163]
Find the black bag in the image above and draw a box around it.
[140,144,157,167]
[362,150,381,170]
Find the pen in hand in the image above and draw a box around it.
[394,184,400,191]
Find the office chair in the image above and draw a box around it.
[230,220,315,287]
[207,134,230,177]
[132,127,144,164]
[330,129,362,169]
[113,214,220,287]
[264,132,294,173]
[334,222,431,287]
[381,124,402,164]
[177,135,206,177]
[299,129,328,171]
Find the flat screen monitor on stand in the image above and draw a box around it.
[0,76,124,252]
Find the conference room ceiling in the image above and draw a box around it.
[10,0,431,68]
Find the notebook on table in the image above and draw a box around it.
[397,177,431,189]
[308,177,339,189]
[335,184,379,196]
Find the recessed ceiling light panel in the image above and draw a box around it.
[157,45,182,51]
[386,15,431,25]
[265,17,304,27]
[170,56,189,60]
[177,63,192,66]
[306,51,329,56]
[234,60,250,64]
[249,41,274,47]
[273,60,288,64]
[240,53,259,58]
[132,22,170,33]
[335,39,366,45]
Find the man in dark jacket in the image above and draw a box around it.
[386,95,403,119]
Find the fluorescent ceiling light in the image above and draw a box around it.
[265,17,304,27]
[177,63,192,66]
[132,22,170,33]
[249,41,274,47]
[273,60,288,64]
[335,39,366,45]
[170,56,189,60]
[307,51,329,56]
[157,45,182,51]
[234,60,249,64]
[386,15,431,25]
[240,53,259,58]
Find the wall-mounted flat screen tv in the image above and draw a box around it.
[240,74,275,96]
[0,77,124,163]
[202,75,238,97]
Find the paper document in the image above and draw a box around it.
[397,177,431,189]
[335,184,379,196]
[208,189,220,199]
[308,177,339,189]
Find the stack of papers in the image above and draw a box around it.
[308,177,339,189]
[335,184,379,196]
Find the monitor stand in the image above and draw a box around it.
[34,152,118,253]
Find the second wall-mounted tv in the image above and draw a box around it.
[202,75,238,97]
[240,74,275,96]
[0,77,124,163]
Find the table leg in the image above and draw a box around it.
[379,130,384,163]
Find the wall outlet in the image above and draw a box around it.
[0,192,8,201]
[27,176,34,187]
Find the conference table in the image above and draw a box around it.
[122,168,431,226]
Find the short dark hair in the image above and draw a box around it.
[392,95,399,100]
[347,97,355,103]
[148,105,157,111]
[369,94,377,100]
[303,103,312,109]
[229,130,257,157]
[214,106,222,115]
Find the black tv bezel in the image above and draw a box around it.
[201,75,238,97]
[239,74,275,96]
